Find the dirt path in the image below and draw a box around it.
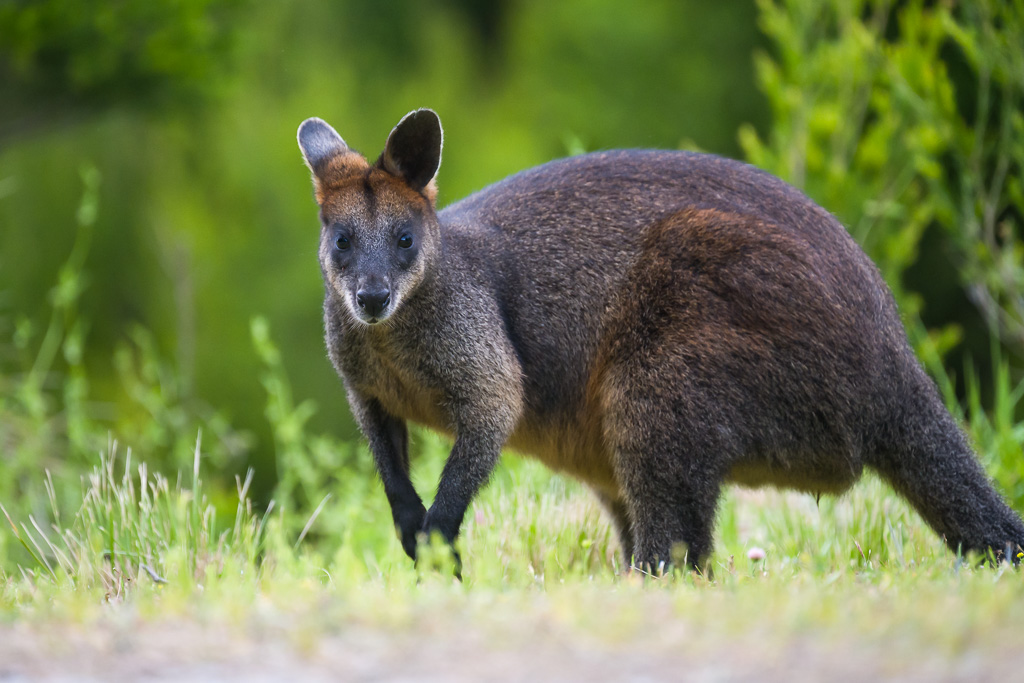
[4,604,1020,682]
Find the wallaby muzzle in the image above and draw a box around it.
[356,284,391,319]
[354,274,391,322]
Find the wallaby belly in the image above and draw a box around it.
[726,456,863,494]
[506,417,619,497]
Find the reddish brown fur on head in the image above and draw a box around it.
[298,110,442,207]
[312,155,371,205]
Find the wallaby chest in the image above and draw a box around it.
[335,326,453,436]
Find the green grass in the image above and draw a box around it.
[0,435,1006,597]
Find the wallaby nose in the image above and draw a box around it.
[356,286,391,318]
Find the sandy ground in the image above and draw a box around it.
[3,606,1020,683]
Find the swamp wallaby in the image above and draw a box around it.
[297,108,1024,573]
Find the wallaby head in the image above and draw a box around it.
[297,109,444,325]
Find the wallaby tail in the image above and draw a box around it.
[868,375,1024,564]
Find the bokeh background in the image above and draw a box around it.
[2,0,1022,516]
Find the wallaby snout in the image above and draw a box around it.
[356,280,391,320]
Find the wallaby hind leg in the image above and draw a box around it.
[604,384,726,574]
[613,440,723,574]
[868,377,1024,562]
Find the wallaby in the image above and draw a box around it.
[296,108,1024,573]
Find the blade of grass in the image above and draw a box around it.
[1,503,57,580]
[295,494,331,549]
[29,515,74,575]
[19,522,56,579]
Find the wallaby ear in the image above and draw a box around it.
[297,117,349,174]
[379,109,443,192]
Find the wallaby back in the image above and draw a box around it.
[298,109,1024,572]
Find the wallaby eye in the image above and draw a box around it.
[335,234,351,251]
[398,234,413,249]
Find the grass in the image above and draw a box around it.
[3,428,1024,679]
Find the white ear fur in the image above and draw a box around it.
[297,117,348,172]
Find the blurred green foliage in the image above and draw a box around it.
[0,0,245,142]
[0,174,247,563]
[0,0,1022,542]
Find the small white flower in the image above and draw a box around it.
[747,547,766,561]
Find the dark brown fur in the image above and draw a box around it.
[297,110,1024,573]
